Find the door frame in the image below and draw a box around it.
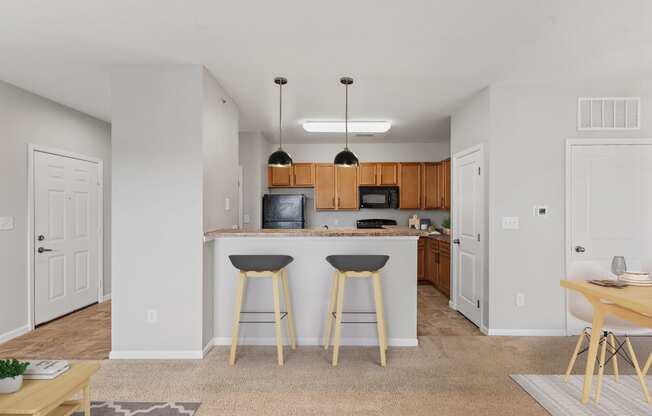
[564,138,652,334]
[26,144,104,331]
[450,143,485,331]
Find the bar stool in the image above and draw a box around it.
[323,255,389,367]
[228,255,296,366]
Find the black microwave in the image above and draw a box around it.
[359,187,399,209]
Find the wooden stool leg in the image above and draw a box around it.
[332,272,346,366]
[229,272,246,366]
[281,268,297,350]
[83,382,91,416]
[565,330,587,382]
[595,334,608,402]
[272,272,284,365]
[324,271,339,350]
[608,333,619,382]
[643,352,652,376]
[375,272,389,352]
[372,272,387,367]
[625,336,650,403]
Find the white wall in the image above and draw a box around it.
[111,65,239,357]
[452,81,652,334]
[239,132,271,229]
[111,65,205,356]
[450,87,491,330]
[0,80,111,340]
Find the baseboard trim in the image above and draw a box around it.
[486,328,566,336]
[109,350,204,359]
[101,293,111,302]
[480,324,489,335]
[212,336,418,347]
[448,300,457,310]
[202,339,214,357]
[0,325,31,344]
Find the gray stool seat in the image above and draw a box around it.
[326,255,389,272]
[229,255,293,272]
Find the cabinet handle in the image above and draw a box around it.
[332,196,335,207]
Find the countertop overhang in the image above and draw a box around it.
[205,226,440,239]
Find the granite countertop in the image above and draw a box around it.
[205,226,425,238]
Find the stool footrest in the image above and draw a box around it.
[239,311,288,324]
[332,311,378,324]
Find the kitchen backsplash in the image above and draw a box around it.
[269,188,449,229]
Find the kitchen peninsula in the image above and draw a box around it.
[205,227,422,347]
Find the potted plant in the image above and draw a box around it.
[441,217,451,235]
[0,359,30,394]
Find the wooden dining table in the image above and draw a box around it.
[560,279,652,403]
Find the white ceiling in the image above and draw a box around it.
[1,1,652,143]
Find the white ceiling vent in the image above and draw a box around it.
[578,97,640,130]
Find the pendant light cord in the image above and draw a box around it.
[278,82,283,150]
[344,82,349,149]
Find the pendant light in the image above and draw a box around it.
[334,77,359,167]
[268,77,293,167]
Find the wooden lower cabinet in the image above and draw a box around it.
[418,237,451,299]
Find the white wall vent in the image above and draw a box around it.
[577,97,640,130]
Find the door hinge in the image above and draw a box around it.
[477,300,480,308]
[477,234,480,242]
[478,167,481,175]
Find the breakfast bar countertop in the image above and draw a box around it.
[205,226,426,239]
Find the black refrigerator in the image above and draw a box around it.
[262,194,306,229]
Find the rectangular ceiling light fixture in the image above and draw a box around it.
[302,121,391,133]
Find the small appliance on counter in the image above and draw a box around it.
[408,214,420,229]
[359,186,399,209]
[356,219,398,229]
[262,194,306,229]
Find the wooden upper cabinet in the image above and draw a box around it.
[336,166,359,210]
[378,163,398,185]
[268,166,292,187]
[399,163,421,209]
[292,163,315,187]
[422,162,440,209]
[442,159,451,209]
[315,164,336,210]
[358,163,378,186]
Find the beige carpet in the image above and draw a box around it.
[89,337,652,415]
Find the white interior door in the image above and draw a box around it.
[567,142,652,333]
[34,151,100,324]
[453,146,483,326]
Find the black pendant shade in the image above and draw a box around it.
[334,147,359,167]
[268,77,292,167]
[334,77,359,167]
[268,148,293,167]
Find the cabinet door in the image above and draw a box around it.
[358,163,378,186]
[293,163,315,187]
[336,166,359,210]
[268,166,292,187]
[399,163,421,209]
[417,238,425,280]
[379,163,398,185]
[315,164,336,210]
[438,241,451,297]
[422,162,440,209]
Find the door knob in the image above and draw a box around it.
[37,247,53,253]
[453,239,460,245]
[574,245,586,253]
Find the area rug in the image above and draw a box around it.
[512,375,651,415]
[72,402,200,416]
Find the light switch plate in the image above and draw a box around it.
[225,197,231,211]
[0,216,15,230]
[502,216,519,230]
[534,206,548,217]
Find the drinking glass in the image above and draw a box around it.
[611,256,627,279]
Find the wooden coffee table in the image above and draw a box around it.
[0,362,100,416]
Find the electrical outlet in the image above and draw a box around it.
[147,309,158,323]
[516,293,525,307]
[0,216,14,230]
[502,216,519,230]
